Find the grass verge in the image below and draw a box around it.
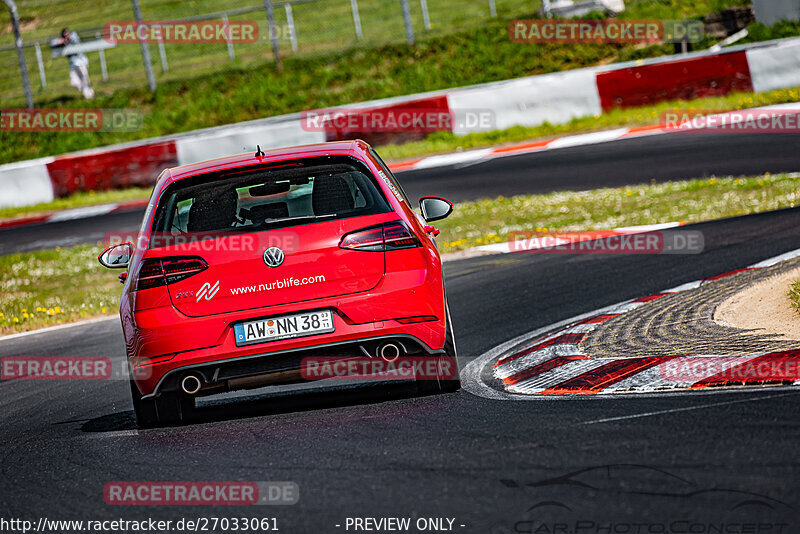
[0,245,121,335]
[435,172,800,252]
[790,280,800,315]
[2,171,798,335]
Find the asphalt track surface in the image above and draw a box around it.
[3,130,800,255]
[3,205,800,530]
[3,130,800,531]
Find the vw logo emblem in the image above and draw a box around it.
[263,246,285,268]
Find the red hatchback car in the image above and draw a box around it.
[99,140,459,427]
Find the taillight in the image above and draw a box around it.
[135,259,166,291]
[133,257,208,291]
[339,221,420,252]
[339,227,385,252]
[162,257,208,284]
[383,221,420,250]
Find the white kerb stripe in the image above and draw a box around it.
[411,149,493,170]
[507,358,611,394]
[601,355,762,393]
[545,128,631,150]
[494,343,586,380]
[48,203,118,222]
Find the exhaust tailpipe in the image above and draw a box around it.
[180,374,202,395]
[378,342,401,362]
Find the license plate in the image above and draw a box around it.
[234,310,334,347]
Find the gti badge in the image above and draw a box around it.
[263,246,285,268]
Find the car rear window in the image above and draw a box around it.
[150,156,391,244]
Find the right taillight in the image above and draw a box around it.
[133,257,208,291]
[339,221,420,252]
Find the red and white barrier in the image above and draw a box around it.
[595,51,753,111]
[0,157,55,207]
[2,37,800,209]
[318,95,452,144]
[746,39,800,93]
[46,140,178,197]
[447,67,603,133]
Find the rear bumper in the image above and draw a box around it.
[125,248,446,397]
[128,303,445,397]
[136,332,442,399]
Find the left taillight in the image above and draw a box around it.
[132,257,208,291]
[339,221,420,252]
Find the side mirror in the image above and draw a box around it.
[98,242,133,269]
[419,196,453,222]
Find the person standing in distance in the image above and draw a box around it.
[56,28,95,99]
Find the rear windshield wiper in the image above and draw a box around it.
[260,214,337,226]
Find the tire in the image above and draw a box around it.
[155,391,195,425]
[417,303,461,394]
[129,379,158,428]
[130,380,195,428]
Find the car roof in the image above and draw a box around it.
[161,139,373,186]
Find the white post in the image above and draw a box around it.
[263,0,282,71]
[419,0,431,30]
[400,0,414,45]
[34,42,46,88]
[284,3,298,52]
[542,0,552,17]
[131,0,156,91]
[96,32,108,81]
[350,0,363,40]
[157,35,168,73]
[3,0,34,108]
[488,0,497,17]
[222,14,236,60]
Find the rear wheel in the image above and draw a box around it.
[129,380,195,427]
[155,391,196,425]
[417,304,461,394]
[129,379,158,428]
